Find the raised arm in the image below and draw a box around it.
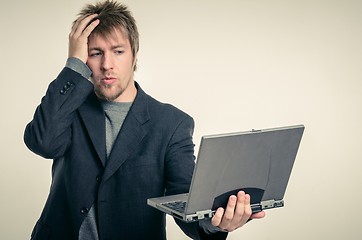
[24,15,100,158]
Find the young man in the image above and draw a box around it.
[24,1,264,239]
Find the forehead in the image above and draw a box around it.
[89,27,130,47]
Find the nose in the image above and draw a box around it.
[101,53,113,71]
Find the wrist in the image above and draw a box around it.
[65,57,92,79]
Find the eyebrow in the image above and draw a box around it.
[89,45,126,51]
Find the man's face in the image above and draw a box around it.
[87,28,137,102]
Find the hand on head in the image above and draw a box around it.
[68,14,100,63]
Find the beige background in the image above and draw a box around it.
[1,0,361,239]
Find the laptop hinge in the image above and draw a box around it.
[196,210,213,220]
[251,199,284,213]
[185,210,214,222]
[262,199,284,209]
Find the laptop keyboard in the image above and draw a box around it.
[162,201,186,213]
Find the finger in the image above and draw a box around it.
[233,191,246,217]
[70,15,86,35]
[251,210,266,219]
[211,207,224,227]
[239,193,252,224]
[218,195,237,230]
[232,191,246,227]
[81,18,100,39]
[229,191,251,230]
[70,14,91,36]
[71,14,98,38]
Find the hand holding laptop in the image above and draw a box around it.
[211,191,265,231]
[148,125,304,225]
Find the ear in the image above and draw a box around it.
[132,54,138,71]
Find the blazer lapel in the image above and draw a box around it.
[78,93,107,166]
[101,83,150,183]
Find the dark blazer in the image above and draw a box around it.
[24,67,227,240]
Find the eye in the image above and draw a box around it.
[115,50,124,55]
[89,51,102,57]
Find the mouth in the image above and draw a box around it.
[101,77,116,85]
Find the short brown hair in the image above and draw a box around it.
[78,0,139,68]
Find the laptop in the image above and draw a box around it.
[147,124,304,222]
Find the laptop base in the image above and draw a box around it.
[148,197,284,222]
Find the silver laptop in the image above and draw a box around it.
[147,124,304,222]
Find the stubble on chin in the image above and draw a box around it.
[94,84,123,102]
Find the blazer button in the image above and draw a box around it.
[60,89,66,95]
[96,175,101,182]
[80,207,89,214]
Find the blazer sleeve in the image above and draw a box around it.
[24,67,94,159]
[164,114,228,240]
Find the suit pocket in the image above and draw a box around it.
[31,220,50,240]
